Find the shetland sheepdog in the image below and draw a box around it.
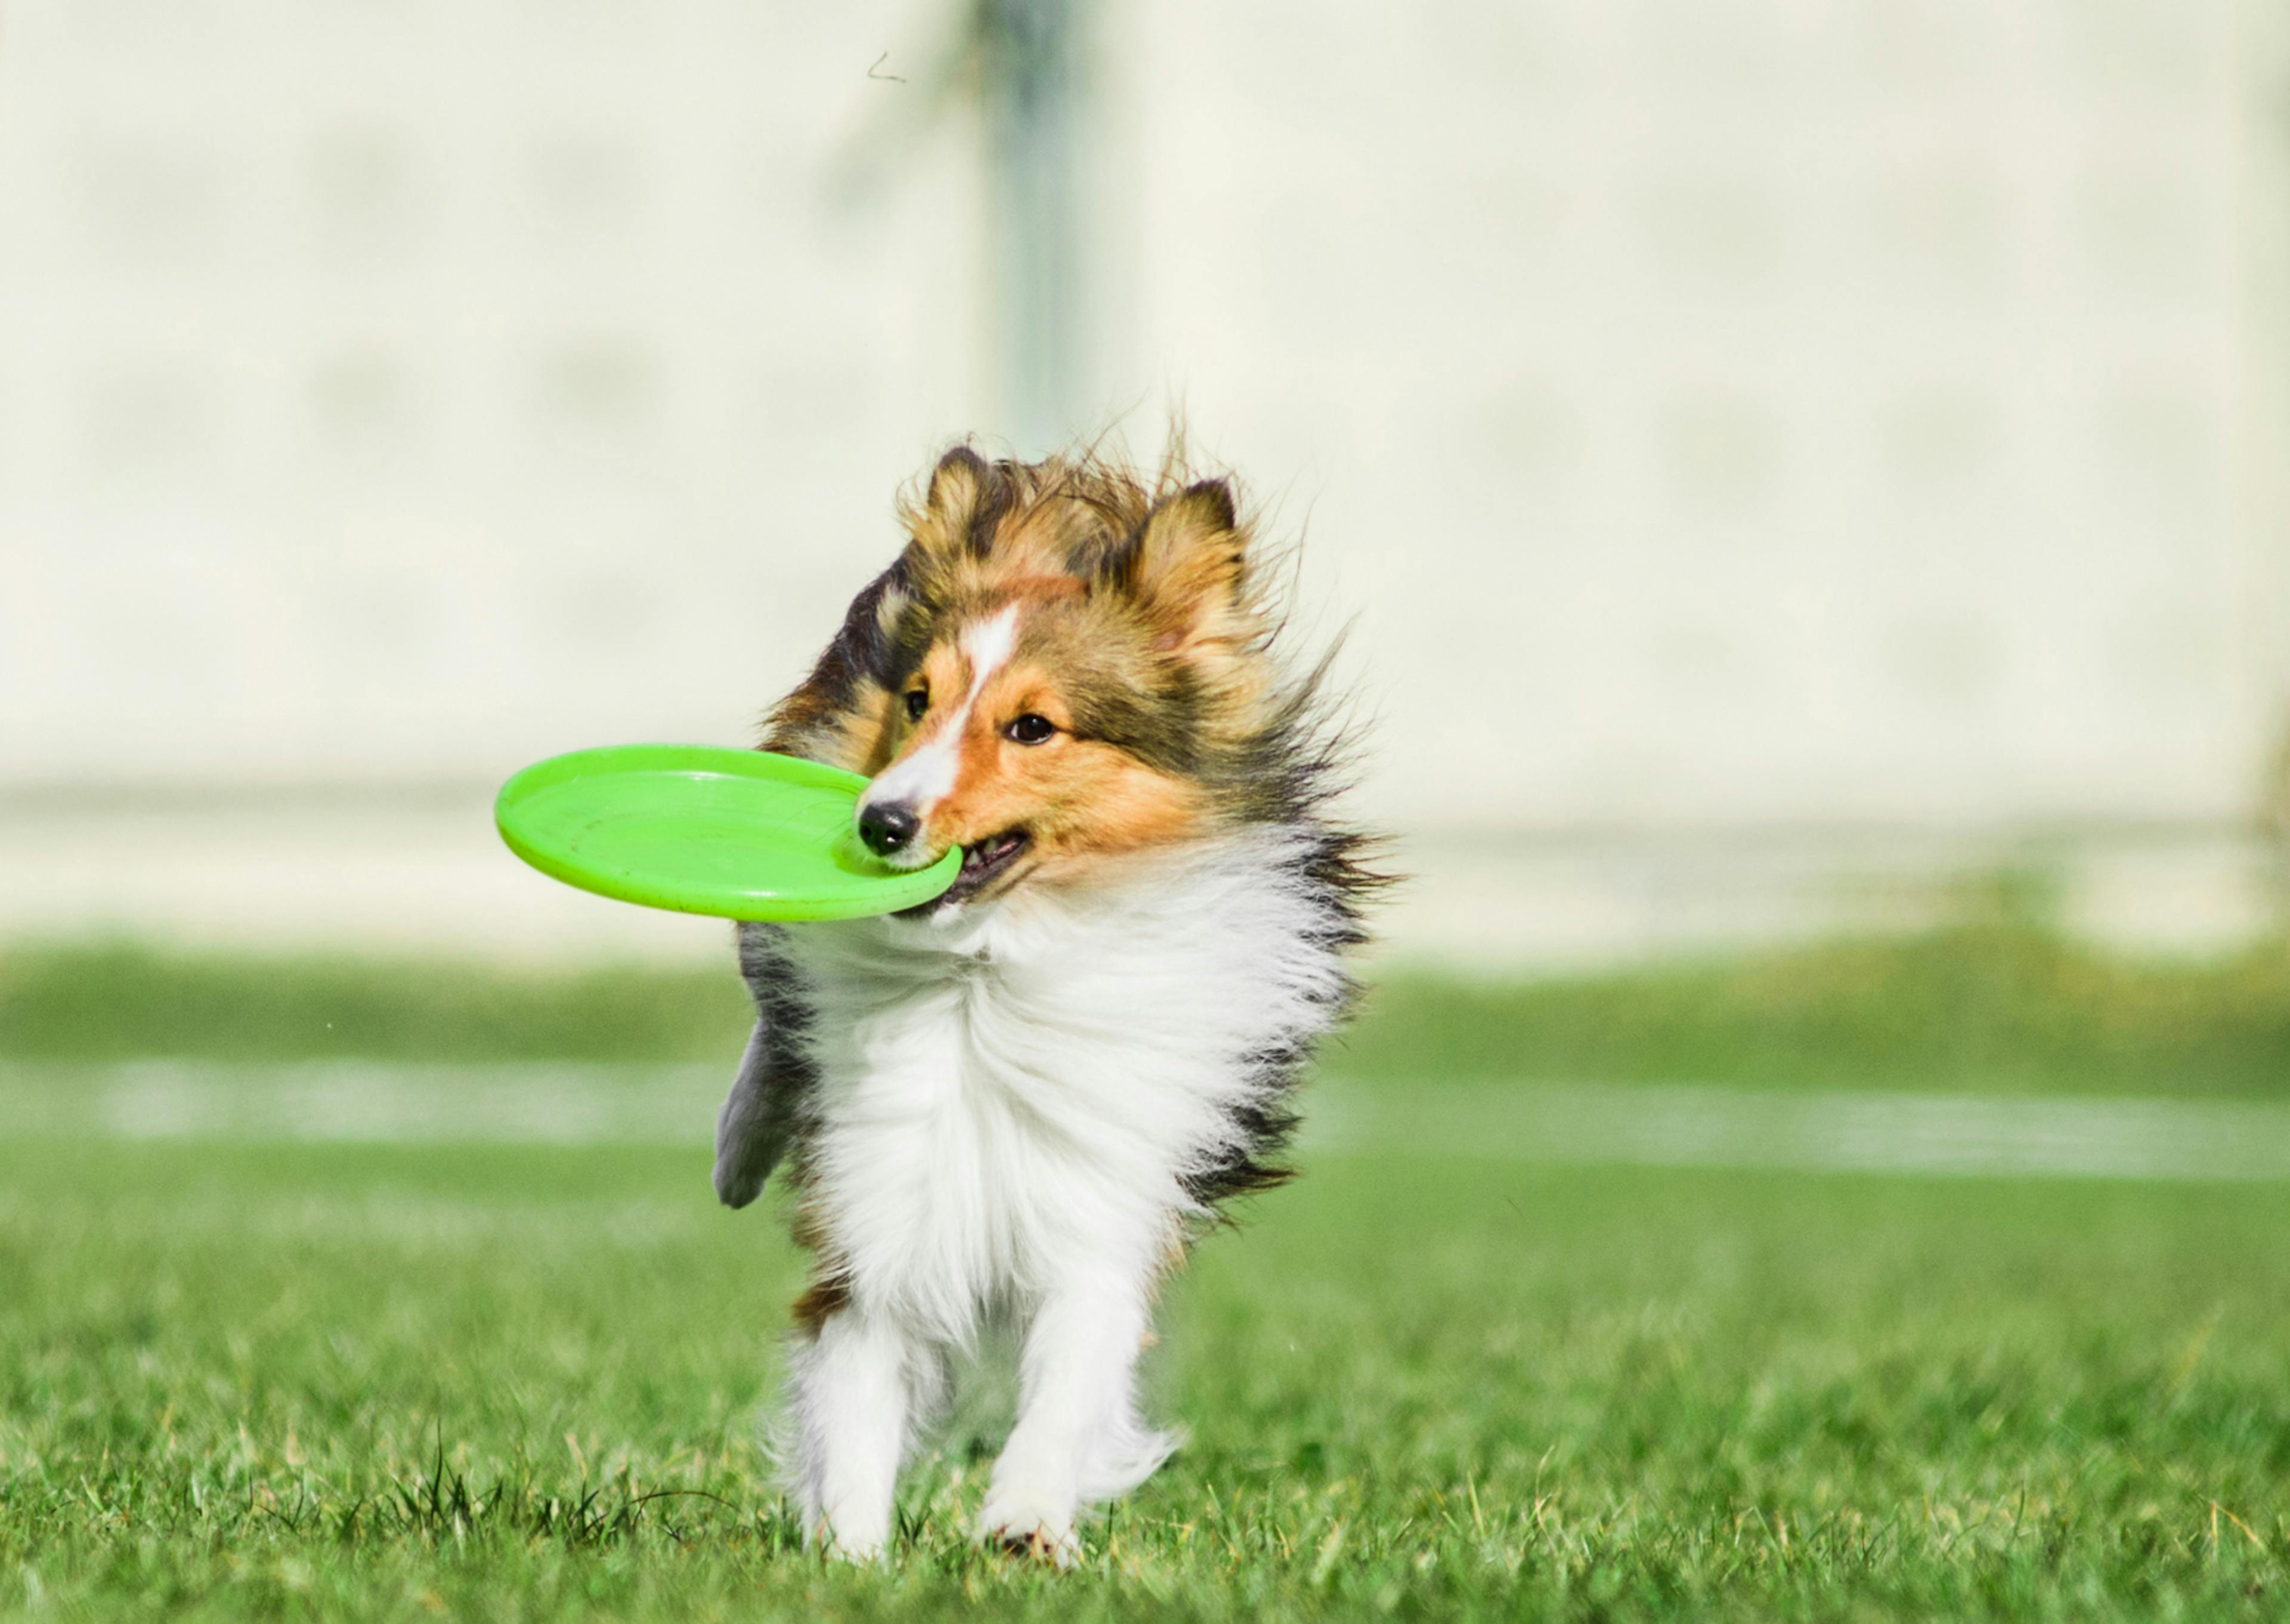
[711,445,1375,1563]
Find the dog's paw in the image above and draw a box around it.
[819,1529,889,1564]
[807,1509,891,1564]
[976,1493,1079,1569]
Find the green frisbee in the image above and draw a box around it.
[495,744,960,922]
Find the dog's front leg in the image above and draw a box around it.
[978,1275,1166,1566]
[790,1304,917,1560]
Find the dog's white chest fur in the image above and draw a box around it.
[779,830,1346,1343]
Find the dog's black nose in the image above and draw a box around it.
[856,800,920,857]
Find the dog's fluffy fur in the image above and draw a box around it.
[712,445,1374,1561]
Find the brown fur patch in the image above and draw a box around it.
[789,1271,850,1336]
[785,1200,852,1334]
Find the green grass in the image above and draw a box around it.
[10,920,2290,1094]
[0,943,752,1066]
[7,923,2290,1616]
[1351,938,2290,1098]
[4,1129,2289,1620]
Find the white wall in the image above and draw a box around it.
[2,0,2282,849]
[0,0,987,783]
[1097,0,2277,832]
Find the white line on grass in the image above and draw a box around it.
[4,1064,2289,1183]
[1302,1082,2290,1183]
[1,1059,723,1145]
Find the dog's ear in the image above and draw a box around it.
[1128,478,1249,655]
[906,444,1016,565]
[925,445,988,523]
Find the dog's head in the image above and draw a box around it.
[770,447,1279,908]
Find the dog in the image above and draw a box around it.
[710,444,1375,1563]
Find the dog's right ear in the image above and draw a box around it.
[905,444,1015,565]
[1125,478,1251,658]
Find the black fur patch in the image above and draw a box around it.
[965,459,1021,558]
[1178,825,1382,1211]
[725,922,825,1202]
[764,562,902,754]
[738,925,821,1099]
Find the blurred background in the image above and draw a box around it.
[2,0,2288,972]
[13,16,2290,1612]
[12,17,2290,1610]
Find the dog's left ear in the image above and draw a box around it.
[1128,479,1249,656]
[906,444,1017,567]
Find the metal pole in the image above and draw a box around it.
[977,0,1084,457]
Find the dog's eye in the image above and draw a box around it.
[1004,713,1056,745]
[904,687,929,721]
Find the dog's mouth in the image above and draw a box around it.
[942,829,1031,903]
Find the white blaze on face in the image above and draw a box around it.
[859,605,1020,839]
